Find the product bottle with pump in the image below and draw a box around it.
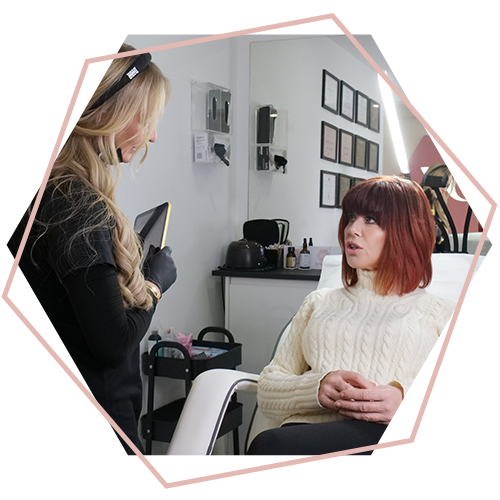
[286,247,296,269]
[308,238,313,247]
[162,327,176,358]
[299,238,311,269]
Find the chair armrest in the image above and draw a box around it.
[167,369,259,455]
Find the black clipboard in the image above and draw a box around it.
[134,202,171,250]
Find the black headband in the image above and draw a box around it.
[89,52,152,110]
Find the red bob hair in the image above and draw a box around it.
[338,176,435,296]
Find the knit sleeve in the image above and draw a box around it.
[257,290,329,422]
[394,310,493,456]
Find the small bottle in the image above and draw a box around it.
[308,238,313,247]
[148,327,162,355]
[299,238,311,269]
[286,247,296,269]
[163,327,175,358]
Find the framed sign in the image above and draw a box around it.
[320,170,338,208]
[367,141,379,173]
[337,174,352,208]
[5,33,73,97]
[322,70,340,115]
[369,99,380,132]
[320,121,338,162]
[354,135,368,170]
[340,81,355,122]
[339,129,354,166]
[355,91,369,127]
[351,177,365,187]
[5,115,36,170]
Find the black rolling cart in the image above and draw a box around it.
[140,326,243,455]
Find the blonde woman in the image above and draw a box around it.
[8,44,176,455]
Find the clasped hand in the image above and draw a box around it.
[318,370,403,425]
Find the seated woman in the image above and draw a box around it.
[248,176,456,456]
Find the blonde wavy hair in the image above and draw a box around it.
[46,43,171,310]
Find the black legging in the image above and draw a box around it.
[246,420,387,456]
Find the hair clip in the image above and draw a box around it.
[89,52,152,110]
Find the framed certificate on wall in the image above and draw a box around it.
[322,70,340,115]
[321,121,338,162]
[367,141,379,173]
[5,33,73,97]
[339,129,354,166]
[320,170,338,208]
[340,81,355,121]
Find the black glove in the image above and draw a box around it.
[142,245,177,294]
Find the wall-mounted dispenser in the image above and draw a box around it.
[254,104,288,173]
[192,81,231,166]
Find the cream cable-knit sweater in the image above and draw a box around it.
[257,270,456,426]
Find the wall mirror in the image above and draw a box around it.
[247,35,430,248]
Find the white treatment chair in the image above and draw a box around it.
[167,253,485,455]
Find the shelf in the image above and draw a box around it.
[140,397,243,446]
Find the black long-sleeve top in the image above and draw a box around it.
[8,185,155,452]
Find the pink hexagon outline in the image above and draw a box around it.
[2,12,496,490]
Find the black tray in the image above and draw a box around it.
[142,339,242,380]
[140,397,243,445]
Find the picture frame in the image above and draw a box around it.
[320,121,338,162]
[367,141,379,173]
[336,174,352,208]
[355,91,369,127]
[5,115,36,170]
[322,70,340,115]
[339,129,354,166]
[5,33,73,98]
[320,170,338,208]
[340,81,355,122]
[351,177,365,187]
[369,99,380,132]
[354,135,368,170]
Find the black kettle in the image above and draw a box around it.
[223,239,267,269]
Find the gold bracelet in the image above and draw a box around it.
[146,282,161,302]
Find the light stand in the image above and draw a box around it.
[421,170,471,253]
[462,43,484,253]
[462,155,479,253]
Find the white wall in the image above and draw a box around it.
[248,36,385,247]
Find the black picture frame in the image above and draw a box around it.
[5,33,73,98]
[369,99,380,132]
[354,135,368,170]
[320,121,338,162]
[339,129,354,166]
[355,91,369,127]
[322,70,340,115]
[336,174,352,208]
[367,141,379,173]
[340,81,355,122]
[351,177,365,187]
[320,170,338,208]
[5,115,36,170]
